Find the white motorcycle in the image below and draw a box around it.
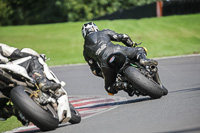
[0,56,81,131]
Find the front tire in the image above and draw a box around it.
[10,86,59,131]
[69,102,81,124]
[124,66,163,99]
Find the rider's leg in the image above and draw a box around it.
[113,45,157,66]
[29,57,61,92]
[101,66,133,95]
[136,53,158,66]
[127,47,158,66]
[101,67,118,95]
[17,56,60,92]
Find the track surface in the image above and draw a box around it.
[14,55,200,133]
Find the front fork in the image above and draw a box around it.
[30,86,71,123]
[57,88,71,123]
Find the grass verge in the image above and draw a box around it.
[0,13,199,66]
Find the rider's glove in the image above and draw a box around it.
[120,34,134,47]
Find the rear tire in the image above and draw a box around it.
[69,102,81,124]
[124,66,163,99]
[10,86,59,131]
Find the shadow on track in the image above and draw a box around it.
[15,123,72,133]
[169,87,200,94]
[75,87,200,116]
[158,127,200,133]
[76,97,152,110]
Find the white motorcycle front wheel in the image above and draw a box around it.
[10,86,59,131]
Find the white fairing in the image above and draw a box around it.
[0,54,9,64]
[38,57,60,83]
[57,89,71,122]
[21,48,40,57]
[0,63,33,81]
[0,57,71,123]
[0,43,17,57]
[37,57,71,122]
[8,56,32,66]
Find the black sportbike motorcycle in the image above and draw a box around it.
[107,44,168,99]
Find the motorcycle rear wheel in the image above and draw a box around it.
[124,66,164,99]
[10,86,59,131]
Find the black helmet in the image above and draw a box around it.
[82,22,99,38]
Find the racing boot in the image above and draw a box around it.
[137,53,158,66]
[112,81,128,90]
[108,81,128,95]
[33,72,61,92]
[112,82,134,96]
[107,86,118,95]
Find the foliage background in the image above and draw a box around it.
[0,0,156,26]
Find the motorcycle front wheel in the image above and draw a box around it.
[10,86,59,131]
[69,102,81,124]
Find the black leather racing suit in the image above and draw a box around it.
[83,29,146,93]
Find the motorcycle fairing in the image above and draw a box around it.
[57,90,71,122]
[0,64,33,81]
[38,57,60,83]
[38,57,72,122]
[0,57,72,123]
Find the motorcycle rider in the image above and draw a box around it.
[82,22,158,96]
[0,43,61,125]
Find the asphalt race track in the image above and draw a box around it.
[11,55,200,133]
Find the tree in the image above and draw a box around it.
[0,0,157,26]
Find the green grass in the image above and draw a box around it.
[0,14,200,132]
[0,117,23,132]
[0,13,200,66]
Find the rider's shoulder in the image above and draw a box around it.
[101,29,115,34]
[102,29,112,31]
